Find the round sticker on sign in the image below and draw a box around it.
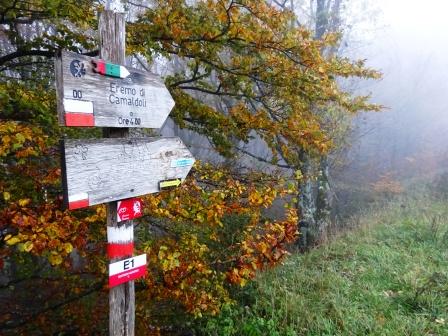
[70,59,86,78]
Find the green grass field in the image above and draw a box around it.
[197,196,448,335]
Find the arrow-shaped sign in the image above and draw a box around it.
[61,137,195,209]
[55,51,175,128]
[159,178,182,190]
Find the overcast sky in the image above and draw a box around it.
[345,0,448,180]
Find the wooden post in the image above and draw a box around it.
[56,2,188,334]
[98,8,135,336]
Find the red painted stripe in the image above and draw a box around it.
[69,199,89,210]
[97,60,105,75]
[107,243,134,259]
[109,264,146,287]
[65,113,94,127]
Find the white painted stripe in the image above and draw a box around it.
[109,254,146,276]
[68,192,89,203]
[63,99,94,114]
[120,66,130,78]
[107,225,133,244]
[170,157,195,168]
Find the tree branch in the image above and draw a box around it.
[0,50,53,67]
[178,84,250,99]
[236,146,291,168]
[0,49,98,67]
[0,281,104,331]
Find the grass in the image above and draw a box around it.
[196,196,448,335]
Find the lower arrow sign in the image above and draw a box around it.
[61,137,194,209]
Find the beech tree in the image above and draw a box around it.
[0,0,380,333]
[267,0,381,248]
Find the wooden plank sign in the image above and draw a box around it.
[109,254,147,288]
[61,137,195,209]
[55,51,175,128]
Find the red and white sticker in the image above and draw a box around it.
[63,98,94,127]
[109,254,147,288]
[68,192,89,210]
[117,198,143,222]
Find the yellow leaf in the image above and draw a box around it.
[49,253,63,266]
[3,192,10,201]
[196,212,204,223]
[6,236,20,245]
[23,241,34,252]
[63,242,73,254]
[18,199,30,207]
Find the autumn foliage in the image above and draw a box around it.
[128,0,381,163]
[0,0,380,333]
[0,120,298,331]
[139,163,298,317]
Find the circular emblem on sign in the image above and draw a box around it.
[70,60,86,78]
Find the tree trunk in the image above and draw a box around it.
[315,0,328,39]
[314,155,332,243]
[296,151,333,249]
[296,152,316,250]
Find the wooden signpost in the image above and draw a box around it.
[54,3,194,335]
[61,137,194,209]
[55,51,175,128]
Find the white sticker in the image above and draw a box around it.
[109,254,146,276]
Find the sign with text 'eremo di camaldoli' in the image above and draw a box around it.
[61,137,195,209]
[55,51,175,128]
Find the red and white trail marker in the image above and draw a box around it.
[107,225,134,259]
[68,192,89,210]
[63,99,94,126]
[117,198,143,222]
[109,254,147,288]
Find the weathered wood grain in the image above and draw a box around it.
[97,10,134,336]
[61,137,195,208]
[55,51,174,128]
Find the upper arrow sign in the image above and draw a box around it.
[55,51,175,128]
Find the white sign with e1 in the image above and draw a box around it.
[109,253,147,287]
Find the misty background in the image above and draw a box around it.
[343,0,448,188]
[159,0,448,216]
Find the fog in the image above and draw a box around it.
[160,0,448,191]
[342,0,448,187]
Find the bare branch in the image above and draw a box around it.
[236,145,291,168]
